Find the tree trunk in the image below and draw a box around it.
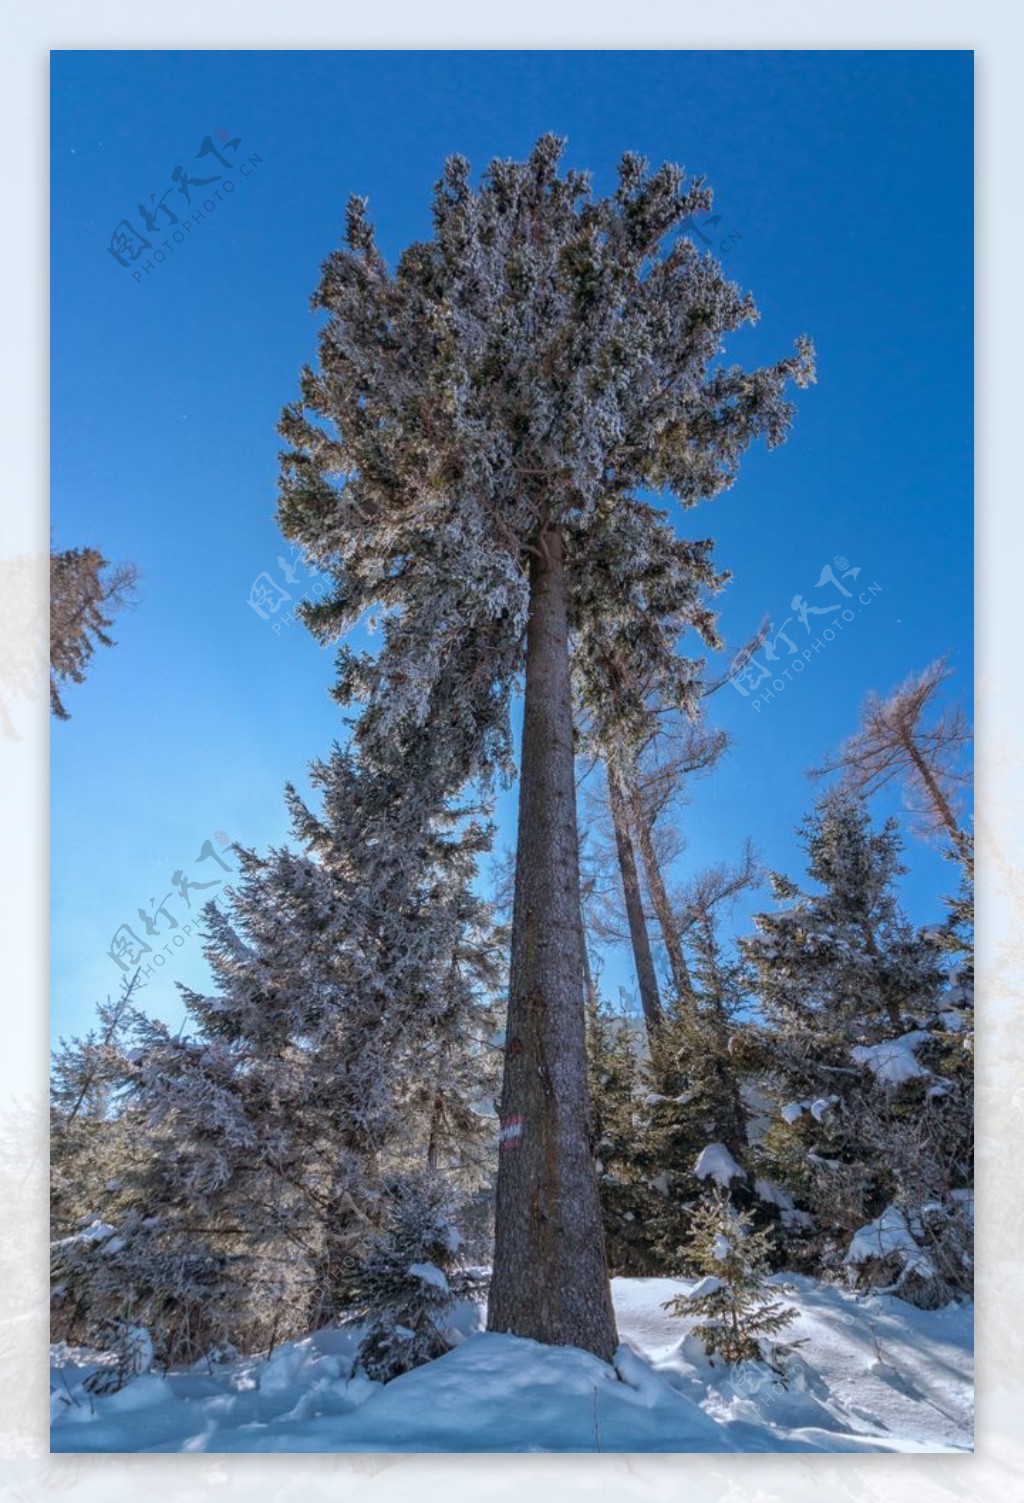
[580,879,598,1011]
[426,1087,444,1171]
[488,526,618,1363]
[902,732,963,845]
[628,781,695,1006]
[606,761,664,1039]
[859,919,903,1030]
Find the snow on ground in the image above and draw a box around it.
[50,1275,972,1454]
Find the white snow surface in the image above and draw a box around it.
[52,1219,118,1250]
[754,1178,796,1211]
[50,1276,972,1453]
[693,1143,746,1186]
[845,1206,936,1280]
[438,1221,462,1253]
[407,1262,450,1293]
[687,1276,725,1299]
[851,1030,933,1086]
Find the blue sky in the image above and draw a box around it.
[51,49,973,1042]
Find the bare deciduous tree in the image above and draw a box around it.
[812,656,971,846]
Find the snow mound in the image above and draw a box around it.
[845,1205,936,1281]
[51,1218,118,1250]
[688,1276,725,1299]
[851,1031,932,1086]
[51,1278,972,1453]
[781,1096,838,1125]
[693,1143,746,1186]
[407,1261,450,1293]
[755,1178,793,1209]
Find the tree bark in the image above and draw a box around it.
[606,761,664,1039]
[628,782,695,1007]
[487,525,618,1363]
[901,731,963,845]
[426,1087,444,1171]
[859,919,903,1031]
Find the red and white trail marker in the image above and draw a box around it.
[499,1115,524,1151]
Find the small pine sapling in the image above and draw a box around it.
[663,1189,796,1365]
[346,1174,485,1383]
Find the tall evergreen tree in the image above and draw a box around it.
[274,136,814,1356]
[52,740,502,1362]
[169,750,499,1327]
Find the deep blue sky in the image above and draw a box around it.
[51,50,973,1041]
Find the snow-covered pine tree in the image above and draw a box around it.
[274,136,814,1356]
[156,746,500,1334]
[866,831,973,1302]
[51,971,143,1250]
[52,736,503,1367]
[50,977,246,1373]
[662,1188,796,1365]
[805,663,973,1297]
[676,896,752,1166]
[739,789,968,1295]
[342,1170,485,1382]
